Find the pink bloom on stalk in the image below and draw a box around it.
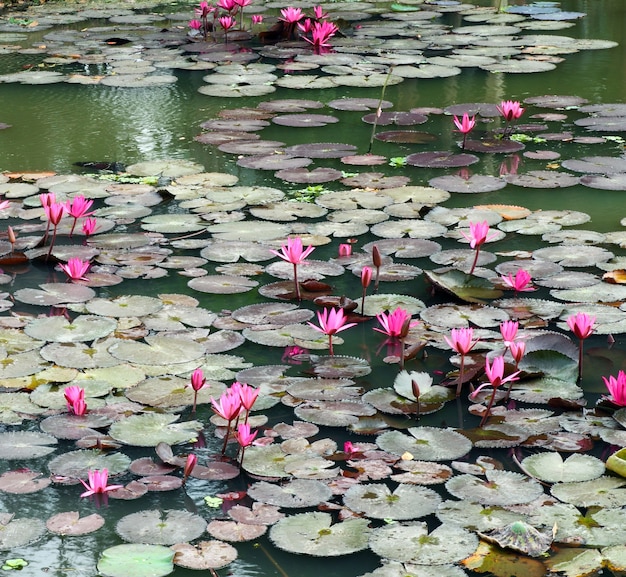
[184,454,197,479]
[217,0,237,11]
[233,0,252,7]
[497,100,525,122]
[303,20,338,53]
[453,113,476,135]
[251,14,263,24]
[0,198,10,211]
[219,15,236,29]
[65,195,94,220]
[501,269,535,293]
[444,327,478,355]
[338,243,352,257]
[500,320,519,348]
[45,201,66,226]
[190,368,206,391]
[313,5,329,19]
[64,385,86,415]
[40,192,56,209]
[195,0,212,17]
[471,356,520,398]
[79,469,123,498]
[603,371,626,406]
[509,340,526,366]
[210,390,242,421]
[460,221,498,250]
[566,312,596,340]
[361,266,372,288]
[270,236,315,264]
[232,381,259,411]
[82,217,98,236]
[308,307,356,337]
[298,18,313,33]
[374,308,418,338]
[59,258,90,282]
[279,6,304,22]
[235,423,258,448]
[189,18,203,29]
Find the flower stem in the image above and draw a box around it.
[456,354,466,397]
[293,263,301,301]
[578,338,584,381]
[468,248,480,275]
[479,386,498,428]
[328,334,334,356]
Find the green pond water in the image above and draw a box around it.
[0,0,626,576]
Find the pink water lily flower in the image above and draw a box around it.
[453,113,476,149]
[65,195,94,237]
[211,389,242,455]
[338,243,352,257]
[64,385,87,415]
[189,368,206,413]
[374,307,418,338]
[501,269,534,293]
[500,320,519,348]
[80,469,123,498]
[472,356,521,426]
[302,20,338,54]
[497,100,525,121]
[59,258,90,282]
[279,6,304,22]
[509,340,526,367]
[270,236,315,300]
[235,422,258,448]
[251,14,263,24]
[183,454,197,485]
[567,311,596,381]
[82,217,98,236]
[189,18,202,30]
[308,307,356,355]
[444,327,479,397]
[603,371,626,406]
[460,221,499,275]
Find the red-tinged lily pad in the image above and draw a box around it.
[362,111,428,125]
[340,173,410,189]
[257,99,325,112]
[406,151,479,168]
[0,470,51,494]
[237,155,312,170]
[272,114,339,127]
[375,130,437,144]
[505,170,579,188]
[206,520,267,542]
[463,139,525,153]
[129,458,177,477]
[46,511,105,536]
[172,540,238,570]
[196,131,261,146]
[109,480,149,501]
[217,139,283,154]
[341,154,387,166]
[117,510,206,545]
[39,414,113,440]
[97,543,174,577]
[138,475,183,492]
[429,174,508,193]
[580,173,626,190]
[283,142,358,158]
[274,167,343,183]
[462,540,547,577]
[0,514,46,550]
[228,503,285,526]
[327,98,393,111]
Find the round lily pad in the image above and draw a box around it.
[171,541,237,570]
[116,510,206,545]
[0,515,46,550]
[376,427,472,461]
[0,431,57,460]
[521,452,604,483]
[97,544,175,577]
[109,413,203,447]
[269,512,371,556]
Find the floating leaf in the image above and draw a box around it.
[446,470,545,505]
[171,541,237,570]
[109,414,202,447]
[97,544,175,577]
[376,427,472,461]
[116,510,206,545]
[0,431,57,460]
[0,515,45,550]
[46,511,105,536]
[269,512,370,556]
[521,452,604,483]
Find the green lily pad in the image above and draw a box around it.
[446,470,545,506]
[521,452,604,483]
[376,427,472,461]
[109,413,203,447]
[116,510,206,545]
[424,270,504,303]
[24,315,117,343]
[97,544,175,577]
[269,512,371,556]
[0,431,57,460]
[0,514,46,550]
[47,449,130,478]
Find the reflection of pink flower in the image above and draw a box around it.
[59,258,90,282]
[603,371,626,406]
[80,469,123,498]
[281,345,309,364]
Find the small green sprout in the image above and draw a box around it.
[2,559,28,570]
[389,156,407,167]
[204,496,223,508]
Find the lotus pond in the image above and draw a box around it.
[2,0,626,576]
